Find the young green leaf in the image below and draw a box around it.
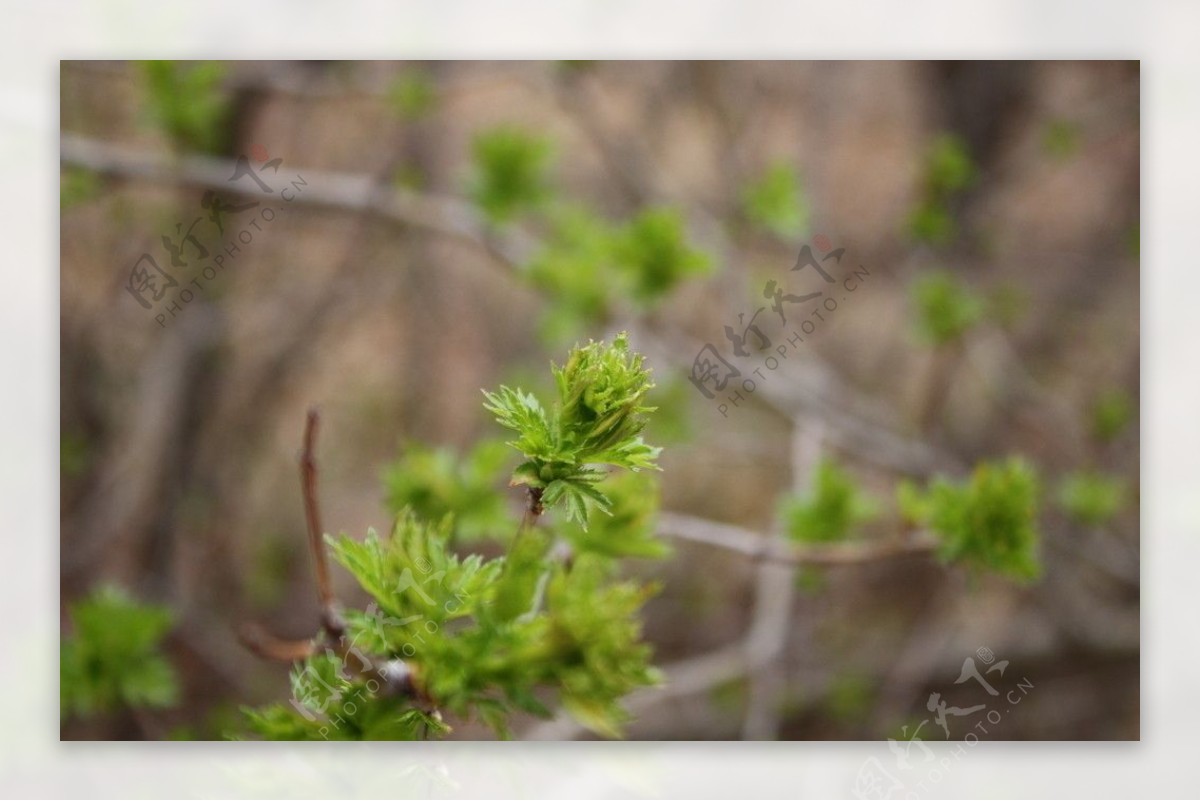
[61,585,179,719]
[468,127,554,224]
[779,458,878,544]
[910,459,1042,581]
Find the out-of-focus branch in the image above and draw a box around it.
[526,501,939,741]
[524,642,751,741]
[656,511,938,566]
[631,321,964,478]
[62,133,959,480]
[741,419,823,739]
[236,621,317,663]
[59,133,536,267]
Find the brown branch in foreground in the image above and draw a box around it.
[236,410,431,709]
[300,408,344,640]
[237,622,317,663]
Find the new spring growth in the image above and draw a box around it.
[483,332,661,527]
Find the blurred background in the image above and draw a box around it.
[59,60,1139,741]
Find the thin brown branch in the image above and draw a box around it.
[300,408,344,640]
[237,621,317,662]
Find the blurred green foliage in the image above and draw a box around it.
[387,69,437,120]
[528,206,619,342]
[557,471,670,559]
[924,133,977,195]
[779,458,878,544]
[910,270,984,345]
[60,430,92,478]
[741,163,809,239]
[468,127,554,224]
[1091,388,1136,443]
[528,206,710,343]
[899,459,1042,581]
[615,208,712,304]
[986,282,1028,329]
[61,585,179,719]
[60,168,102,211]
[139,61,230,154]
[644,375,693,445]
[1043,119,1081,160]
[908,134,976,245]
[825,673,875,725]
[382,440,513,542]
[1057,470,1126,527]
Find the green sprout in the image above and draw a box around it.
[1042,119,1080,160]
[468,126,554,224]
[741,163,809,240]
[527,206,711,343]
[483,332,661,528]
[387,69,437,120]
[613,207,711,304]
[1090,389,1136,443]
[1057,471,1127,527]
[907,134,976,245]
[139,61,230,154]
[382,440,512,542]
[779,458,878,544]
[901,459,1042,581]
[61,585,179,720]
[910,271,985,345]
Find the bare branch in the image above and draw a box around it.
[59,133,536,268]
[741,419,823,739]
[237,622,317,663]
[299,408,345,640]
[656,511,938,566]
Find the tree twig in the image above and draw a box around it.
[300,408,345,640]
[656,511,938,566]
[741,419,822,739]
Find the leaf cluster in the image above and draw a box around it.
[910,270,984,346]
[1091,388,1136,443]
[382,439,512,542]
[139,61,230,154]
[243,336,668,741]
[899,458,1042,581]
[61,585,179,719]
[1056,470,1127,527]
[468,127,554,224]
[741,163,809,240]
[483,333,661,527]
[387,69,437,120]
[778,458,878,544]
[528,206,710,342]
[907,133,976,245]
